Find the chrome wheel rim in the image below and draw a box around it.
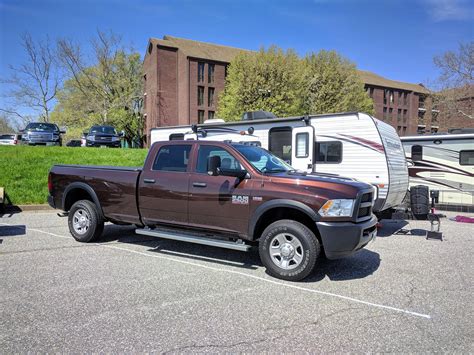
[269,233,304,270]
[72,209,91,235]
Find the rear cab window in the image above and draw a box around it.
[153,145,192,172]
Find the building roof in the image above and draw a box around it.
[147,35,431,94]
[358,70,430,94]
[149,35,250,63]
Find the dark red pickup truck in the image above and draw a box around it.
[48,141,377,281]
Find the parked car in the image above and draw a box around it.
[21,122,65,146]
[85,125,122,148]
[48,140,377,281]
[0,133,22,145]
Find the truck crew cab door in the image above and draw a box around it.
[291,126,314,172]
[188,144,252,236]
[138,143,193,226]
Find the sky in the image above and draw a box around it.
[0,0,473,116]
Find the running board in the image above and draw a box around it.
[135,228,252,252]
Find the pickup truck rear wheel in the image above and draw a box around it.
[68,200,104,242]
[259,220,320,281]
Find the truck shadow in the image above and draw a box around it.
[100,224,381,281]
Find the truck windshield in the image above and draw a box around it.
[26,123,58,132]
[233,144,294,173]
[90,126,117,135]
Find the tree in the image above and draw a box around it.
[0,33,59,122]
[432,41,473,120]
[0,113,16,132]
[218,47,306,121]
[54,31,145,146]
[303,50,374,115]
[218,47,373,120]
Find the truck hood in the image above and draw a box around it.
[266,172,373,200]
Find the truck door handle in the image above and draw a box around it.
[143,178,156,184]
[193,182,207,188]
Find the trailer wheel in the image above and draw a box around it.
[68,200,104,242]
[259,220,320,281]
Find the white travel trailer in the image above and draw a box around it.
[151,112,409,212]
[401,133,474,212]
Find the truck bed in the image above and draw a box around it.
[49,164,142,225]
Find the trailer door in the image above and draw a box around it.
[291,126,314,172]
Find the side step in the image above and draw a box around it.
[135,228,252,252]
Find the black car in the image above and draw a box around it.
[21,122,65,146]
[85,125,122,148]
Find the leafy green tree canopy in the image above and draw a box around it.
[218,47,374,120]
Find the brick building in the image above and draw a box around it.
[143,35,469,143]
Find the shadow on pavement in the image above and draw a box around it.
[0,225,26,237]
[377,219,409,237]
[98,224,381,281]
[0,205,23,218]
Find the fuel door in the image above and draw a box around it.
[291,126,314,172]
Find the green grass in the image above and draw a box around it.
[0,146,148,205]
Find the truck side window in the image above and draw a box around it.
[411,145,423,161]
[169,133,184,140]
[196,145,241,173]
[459,150,474,166]
[315,141,342,163]
[153,145,191,172]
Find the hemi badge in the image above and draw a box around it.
[253,196,263,201]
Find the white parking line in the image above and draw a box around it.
[0,222,432,319]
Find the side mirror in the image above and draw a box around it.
[218,167,248,180]
[207,156,221,176]
[119,131,125,137]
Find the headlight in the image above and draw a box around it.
[87,135,94,140]
[319,199,355,217]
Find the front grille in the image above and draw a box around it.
[96,136,112,142]
[357,192,373,220]
[29,133,52,141]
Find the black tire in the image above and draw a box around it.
[68,200,104,242]
[259,220,320,281]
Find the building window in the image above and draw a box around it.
[419,95,425,108]
[403,109,408,122]
[390,91,394,104]
[208,111,215,120]
[198,62,205,82]
[389,108,393,118]
[412,145,423,161]
[197,86,204,106]
[198,110,205,123]
[404,92,408,106]
[208,87,215,107]
[398,91,402,103]
[315,141,343,164]
[383,90,387,105]
[397,109,402,121]
[402,127,407,135]
[369,87,374,98]
[383,107,387,120]
[208,64,215,83]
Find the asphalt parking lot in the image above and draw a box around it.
[1,210,473,352]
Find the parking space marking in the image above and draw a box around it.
[0,222,432,319]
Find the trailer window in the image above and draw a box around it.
[153,145,191,172]
[295,133,309,158]
[460,150,474,166]
[412,145,423,161]
[169,133,184,141]
[269,127,292,162]
[315,141,342,163]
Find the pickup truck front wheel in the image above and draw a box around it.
[259,220,320,281]
[68,200,104,242]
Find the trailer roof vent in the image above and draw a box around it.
[242,111,276,121]
[203,118,225,125]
